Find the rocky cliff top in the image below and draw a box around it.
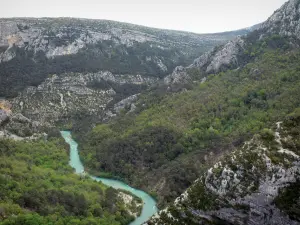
[0,17,247,63]
[148,116,300,225]
[165,0,300,81]
[261,0,300,38]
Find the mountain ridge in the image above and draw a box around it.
[0,16,253,138]
[164,0,300,86]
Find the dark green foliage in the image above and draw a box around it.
[275,180,300,221]
[187,181,217,210]
[82,125,183,180]
[0,138,137,225]
[0,42,170,97]
[280,108,300,156]
[260,128,275,141]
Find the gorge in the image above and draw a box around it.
[0,1,300,224]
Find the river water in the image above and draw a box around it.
[60,131,158,225]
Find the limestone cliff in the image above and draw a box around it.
[11,71,157,133]
[148,116,300,225]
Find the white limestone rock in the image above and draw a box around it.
[164,66,191,85]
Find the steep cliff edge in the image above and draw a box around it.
[143,0,300,223]
[165,0,300,86]
[148,112,300,225]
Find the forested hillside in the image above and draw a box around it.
[0,138,141,225]
[80,44,300,206]
[0,17,250,138]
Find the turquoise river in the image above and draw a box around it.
[61,131,158,225]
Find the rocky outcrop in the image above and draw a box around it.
[0,101,46,140]
[4,112,42,137]
[164,37,245,85]
[11,71,157,129]
[189,36,245,74]
[260,0,300,39]
[0,19,157,61]
[113,94,139,114]
[118,192,143,218]
[164,66,191,85]
[148,120,300,225]
[0,110,9,126]
[174,0,300,76]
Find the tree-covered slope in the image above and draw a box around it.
[79,44,300,206]
[1,1,300,225]
[0,137,142,225]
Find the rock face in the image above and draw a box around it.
[11,71,157,130]
[113,94,139,114]
[0,100,45,140]
[148,121,300,225]
[0,18,248,97]
[0,109,9,126]
[173,0,300,76]
[261,0,300,39]
[164,36,246,85]
[189,36,245,74]
[164,66,191,85]
[0,18,249,62]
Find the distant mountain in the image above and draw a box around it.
[164,0,300,87]
[189,0,300,75]
[0,17,251,138]
[0,18,250,97]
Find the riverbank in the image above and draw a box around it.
[60,131,158,225]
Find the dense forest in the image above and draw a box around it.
[79,35,300,206]
[0,137,141,225]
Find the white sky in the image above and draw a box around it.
[0,0,287,33]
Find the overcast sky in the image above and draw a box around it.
[0,0,287,33]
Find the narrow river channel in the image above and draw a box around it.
[61,131,158,225]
